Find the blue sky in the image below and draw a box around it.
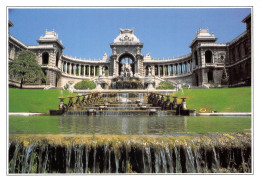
[8,8,251,59]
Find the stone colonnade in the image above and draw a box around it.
[61,60,108,77]
[145,60,193,77]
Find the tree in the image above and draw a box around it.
[9,50,46,89]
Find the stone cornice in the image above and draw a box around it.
[62,55,109,64]
[228,31,247,46]
[110,42,144,47]
[28,45,54,50]
[199,43,227,48]
[144,53,192,64]
[226,56,250,68]
[37,39,64,49]
[9,36,27,49]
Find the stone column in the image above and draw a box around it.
[61,61,64,72]
[88,65,90,77]
[69,63,72,75]
[99,66,102,76]
[152,65,155,76]
[158,65,161,77]
[94,66,96,77]
[84,65,86,77]
[65,62,67,74]
[79,64,81,76]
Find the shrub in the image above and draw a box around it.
[74,80,96,90]
[156,81,175,90]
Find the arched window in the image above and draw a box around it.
[205,50,212,63]
[42,52,49,65]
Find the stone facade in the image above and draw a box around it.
[8,14,251,89]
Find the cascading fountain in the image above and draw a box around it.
[9,133,251,173]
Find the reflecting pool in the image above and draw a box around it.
[9,115,251,135]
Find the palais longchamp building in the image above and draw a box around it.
[8,13,251,89]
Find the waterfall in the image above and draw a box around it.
[138,93,144,102]
[85,148,89,173]
[165,146,174,173]
[115,155,119,173]
[145,147,152,173]
[8,134,251,173]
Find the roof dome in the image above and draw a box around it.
[113,28,141,44]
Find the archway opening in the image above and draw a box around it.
[208,70,214,83]
[194,73,199,86]
[119,54,135,76]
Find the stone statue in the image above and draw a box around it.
[148,66,152,76]
[102,66,106,76]
[121,63,133,78]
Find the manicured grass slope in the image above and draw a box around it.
[9,87,251,113]
[174,87,251,112]
[9,88,77,113]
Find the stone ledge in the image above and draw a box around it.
[197,112,251,116]
[9,112,47,116]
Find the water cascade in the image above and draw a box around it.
[9,133,251,173]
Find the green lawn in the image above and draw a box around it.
[9,88,77,113]
[9,87,252,113]
[173,87,251,112]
